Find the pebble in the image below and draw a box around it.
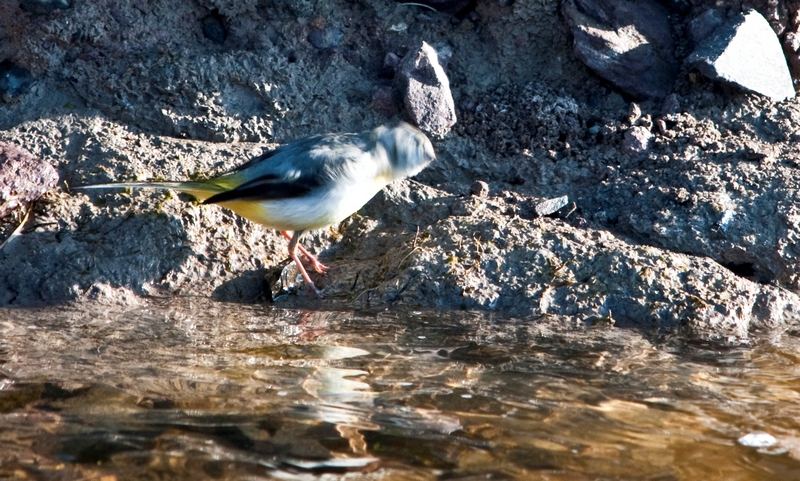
[470,180,489,197]
[737,432,777,448]
[689,10,795,101]
[400,41,457,136]
[0,142,59,219]
[621,126,653,154]
[535,195,569,217]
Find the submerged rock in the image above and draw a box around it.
[689,10,795,101]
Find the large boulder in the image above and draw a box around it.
[689,9,795,102]
[562,0,678,99]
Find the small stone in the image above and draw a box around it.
[0,60,35,103]
[470,180,489,197]
[621,126,653,154]
[737,432,777,448]
[307,27,344,50]
[689,10,795,101]
[627,102,642,124]
[400,41,457,136]
[535,195,569,217]
[0,141,59,218]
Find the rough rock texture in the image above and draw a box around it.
[561,0,678,99]
[0,141,58,218]
[2,0,800,342]
[621,125,653,154]
[401,41,457,137]
[689,10,796,102]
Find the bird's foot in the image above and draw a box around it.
[307,282,328,299]
[308,259,329,274]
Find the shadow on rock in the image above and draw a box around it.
[0,211,192,306]
[211,268,268,304]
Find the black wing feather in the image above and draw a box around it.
[203,179,318,204]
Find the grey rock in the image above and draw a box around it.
[689,10,795,101]
[534,195,569,216]
[621,126,653,154]
[0,141,58,218]
[561,0,677,99]
[688,8,726,47]
[400,41,457,136]
[308,27,344,49]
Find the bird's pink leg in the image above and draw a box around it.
[281,231,329,273]
[284,230,325,298]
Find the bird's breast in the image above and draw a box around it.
[219,171,389,232]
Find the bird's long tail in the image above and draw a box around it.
[73,181,228,202]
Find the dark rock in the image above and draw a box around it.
[201,11,227,45]
[688,8,726,48]
[370,85,398,118]
[380,52,401,79]
[0,60,35,102]
[621,126,652,154]
[660,93,680,115]
[18,0,70,14]
[470,180,489,197]
[400,41,457,136]
[561,0,677,100]
[307,27,344,50]
[0,141,58,218]
[688,10,795,101]
[535,195,569,217]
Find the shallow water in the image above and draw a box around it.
[1,298,800,480]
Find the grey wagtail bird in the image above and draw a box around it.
[76,122,436,297]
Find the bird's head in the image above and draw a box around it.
[377,122,436,180]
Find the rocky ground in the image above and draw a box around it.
[3,0,800,342]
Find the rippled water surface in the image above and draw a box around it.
[2,298,800,480]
